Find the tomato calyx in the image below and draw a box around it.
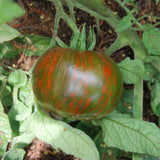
[55,23,96,51]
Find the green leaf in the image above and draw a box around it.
[11,133,35,149]
[0,83,11,101]
[14,100,32,121]
[24,34,52,56]
[93,131,129,160]
[106,110,132,119]
[100,117,160,157]
[0,102,12,156]
[8,87,21,136]
[0,82,12,107]
[0,0,24,25]
[143,63,158,82]
[18,81,34,107]
[118,57,144,84]
[0,24,21,44]
[2,148,25,160]
[20,111,100,160]
[142,28,160,55]
[155,0,160,5]
[145,56,160,73]
[2,95,12,107]
[9,86,32,122]
[76,121,100,139]
[116,89,134,113]
[0,42,19,59]
[151,56,160,72]
[143,155,160,160]
[116,13,135,32]
[8,70,27,87]
[151,81,160,116]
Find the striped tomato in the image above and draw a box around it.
[32,47,123,120]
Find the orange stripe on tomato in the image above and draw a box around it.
[86,51,93,69]
[38,79,44,94]
[45,51,62,104]
[103,66,112,77]
[102,85,105,93]
[99,95,104,102]
[84,97,91,109]
[71,92,75,98]
[73,106,80,115]
[37,47,59,74]
[69,102,73,111]
[78,98,83,104]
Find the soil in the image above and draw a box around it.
[2,0,160,159]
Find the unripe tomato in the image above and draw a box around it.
[32,47,123,120]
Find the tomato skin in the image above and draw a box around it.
[32,47,123,120]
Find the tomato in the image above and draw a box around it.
[32,47,123,120]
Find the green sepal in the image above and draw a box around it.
[87,28,96,51]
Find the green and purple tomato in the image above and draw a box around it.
[32,47,123,120]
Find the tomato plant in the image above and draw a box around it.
[0,0,160,160]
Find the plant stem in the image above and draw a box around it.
[0,76,9,97]
[132,42,144,160]
[133,80,143,120]
[133,153,143,160]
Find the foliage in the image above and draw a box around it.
[0,0,160,160]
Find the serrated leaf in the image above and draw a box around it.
[151,81,160,116]
[0,0,24,25]
[2,148,25,160]
[0,102,12,156]
[118,57,144,84]
[0,24,21,44]
[20,111,100,160]
[101,117,160,157]
[8,70,27,87]
[116,13,135,32]
[142,28,160,55]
